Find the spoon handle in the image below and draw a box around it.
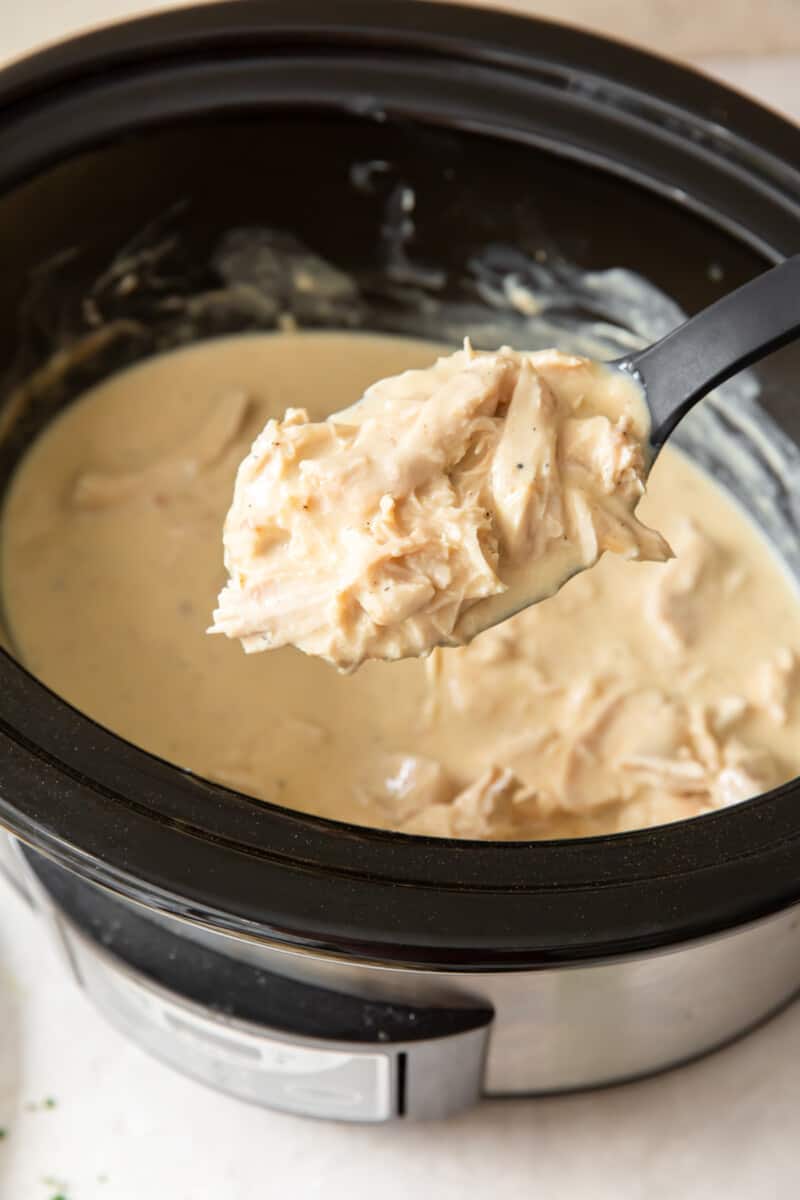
[620,254,800,448]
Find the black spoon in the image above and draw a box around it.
[458,253,800,638]
[618,253,800,454]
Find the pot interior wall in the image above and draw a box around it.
[0,111,786,496]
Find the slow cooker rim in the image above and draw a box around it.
[3,0,800,969]
[0,0,796,164]
[1,0,799,246]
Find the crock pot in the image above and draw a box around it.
[2,0,800,1123]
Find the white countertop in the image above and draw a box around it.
[1,5,800,1198]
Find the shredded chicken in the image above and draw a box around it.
[361,678,782,840]
[647,519,711,653]
[359,517,791,839]
[356,753,454,823]
[210,345,669,669]
[7,329,800,845]
[755,647,798,725]
[400,765,539,839]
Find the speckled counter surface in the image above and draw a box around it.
[1,4,800,1198]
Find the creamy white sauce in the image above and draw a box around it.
[3,331,800,839]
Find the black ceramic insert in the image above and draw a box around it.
[1,2,800,969]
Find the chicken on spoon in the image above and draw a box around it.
[210,256,800,671]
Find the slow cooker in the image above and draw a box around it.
[2,0,800,1123]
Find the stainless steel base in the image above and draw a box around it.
[4,834,800,1118]
[165,894,800,1096]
